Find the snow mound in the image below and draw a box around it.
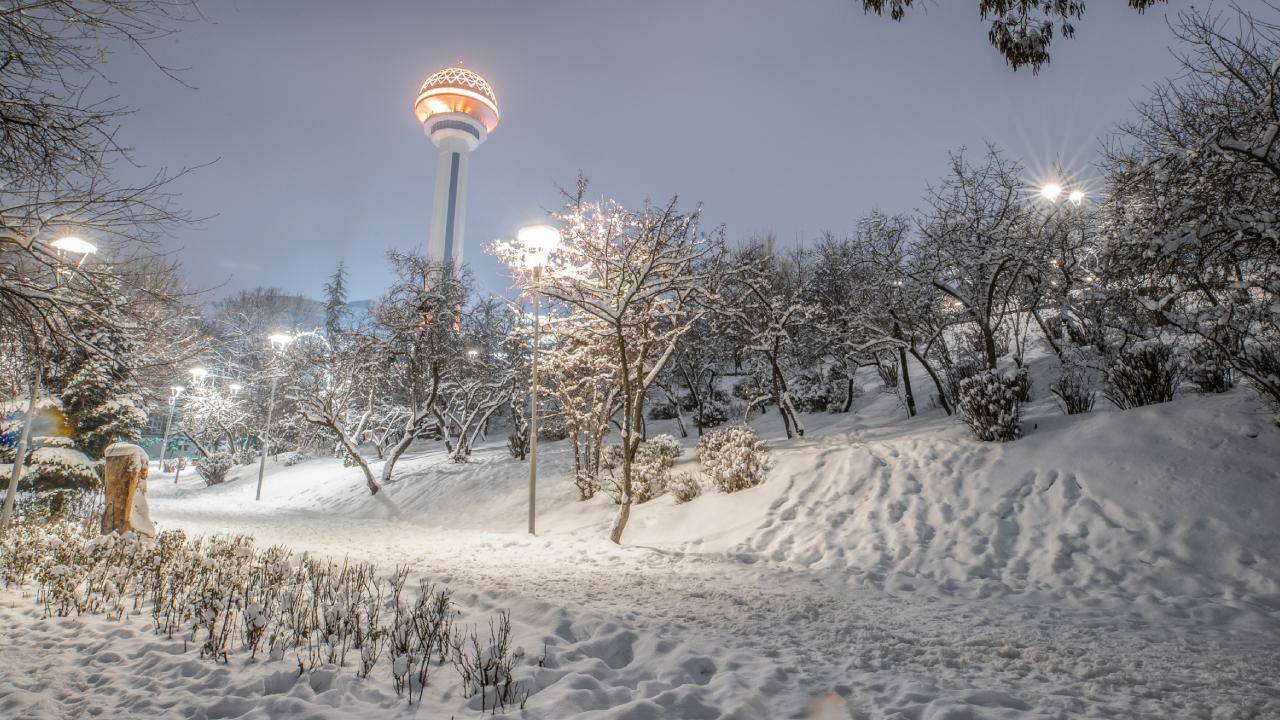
[742,390,1280,622]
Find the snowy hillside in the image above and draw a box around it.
[56,348,1268,719]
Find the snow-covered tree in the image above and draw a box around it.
[1100,4,1280,409]
[719,240,819,437]
[323,261,351,343]
[493,180,727,543]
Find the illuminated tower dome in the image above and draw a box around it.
[414,64,500,268]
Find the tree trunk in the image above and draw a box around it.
[909,347,951,415]
[899,344,917,417]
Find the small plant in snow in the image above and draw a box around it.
[1105,341,1185,409]
[957,368,1024,442]
[697,425,771,493]
[195,452,235,486]
[1051,366,1095,415]
[669,472,703,503]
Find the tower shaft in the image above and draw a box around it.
[426,133,472,267]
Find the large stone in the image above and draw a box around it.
[101,442,154,537]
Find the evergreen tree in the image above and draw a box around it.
[323,260,351,342]
[58,284,147,460]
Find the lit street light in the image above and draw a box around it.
[517,223,561,535]
[1068,189,1085,205]
[257,333,295,500]
[1039,183,1063,202]
[2,235,99,532]
[157,385,185,477]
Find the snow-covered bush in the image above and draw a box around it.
[697,425,770,493]
[694,395,729,429]
[283,451,309,467]
[941,359,983,412]
[573,470,598,501]
[1188,344,1233,394]
[788,373,831,413]
[875,355,898,391]
[644,434,683,463]
[195,452,235,486]
[0,515,526,711]
[1105,342,1185,409]
[602,436,681,504]
[646,402,679,420]
[24,438,100,492]
[669,472,703,504]
[1051,366,1095,415]
[957,368,1024,442]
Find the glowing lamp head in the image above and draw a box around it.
[413,65,499,133]
[268,332,295,348]
[228,383,244,394]
[1068,190,1085,205]
[517,224,561,269]
[1040,183,1063,202]
[51,236,97,255]
[189,367,208,382]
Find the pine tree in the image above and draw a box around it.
[58,285,147,460]
[323,260,350,342]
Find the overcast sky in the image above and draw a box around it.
[103,0,1212,302]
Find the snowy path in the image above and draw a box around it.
[147,439,1280,719]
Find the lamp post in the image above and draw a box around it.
[517,224,561,535]
[157,385,184,473]
[2,235,97,532]
[256,333,295,501]
[175,367,208,483]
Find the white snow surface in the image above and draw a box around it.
[3,355,1279,719]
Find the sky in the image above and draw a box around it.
[101,0,1215,302]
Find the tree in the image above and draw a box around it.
[719,240,818,437]
[860,0,1166,72]
[0,0,199,361]
[1100,4,1280,409]
[493,181,726,544]
[904,147,1037,372]
[287,332,382,495]
[323,261,351,342]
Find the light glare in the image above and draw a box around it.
[50,236,97,255]
[1040,183,1063,202]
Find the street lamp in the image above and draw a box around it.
[517,224,561,535]
[1039,183,1063,202]
[2,237,98,532]
[158,385,185,475]
[189,367,208,384]
[256,333,295,500]
[1068,189,1085,205]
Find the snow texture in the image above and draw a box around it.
[2,355,1278,718]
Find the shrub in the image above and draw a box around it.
[1189,343,1233,394]
[875,355,899,391]
[941,358,983,411]
[283,452,309,467]
[602,436,681,504]
[1051,366,1095,415]
[644,434,683,462]
[646,402,679,420]
[24,439,100,492]
[1105,342,1185,409]
[694,396,729,429]
[573,470,598,501]
[957,368,1024,442]
[669,472,702,504]
[195,452,235,486]
[788,373,831,413]
[697,425,770,493]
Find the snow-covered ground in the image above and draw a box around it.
[4,355,1279,719]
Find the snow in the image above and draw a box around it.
[3,354,1279,718]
